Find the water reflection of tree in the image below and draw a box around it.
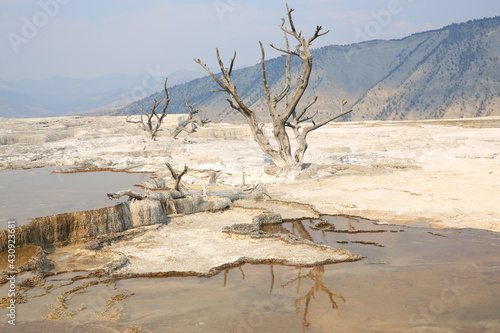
[223,266,245,287]
[281,220,346,330]
[345,216,360,232]
[282,265,346,330]
[221,219,346,331]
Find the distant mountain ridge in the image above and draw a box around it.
[0,69,204,118]
[116,16,500,122]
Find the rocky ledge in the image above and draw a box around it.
[1,195,360,280]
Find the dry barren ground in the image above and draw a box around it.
[1,115,499,231]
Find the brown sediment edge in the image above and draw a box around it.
[317,228,387,234]
[234,199,323,218]
[52,166,156,176]
[109,255,363,280]
[264,199,323,213]
[13,254,363,285]
[40,269,107,282]
[351,241,385,247]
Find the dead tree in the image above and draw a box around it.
[171,100,210,139]
[107,189,185,201]
[166,163,188,191]
[107,190,147,201]
[195,4,352,168]
[127,78,170,140]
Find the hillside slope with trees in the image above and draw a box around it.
[116,17,500,122]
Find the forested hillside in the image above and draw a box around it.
[116,16,500,122]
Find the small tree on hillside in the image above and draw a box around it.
[195,4,352,168]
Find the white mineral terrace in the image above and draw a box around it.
[1,115,499,232]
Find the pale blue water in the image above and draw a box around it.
[0,167,151,228]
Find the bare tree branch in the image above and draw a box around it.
[270,44,300,57]
[171,100,210,139]
[286,5,296,33]
[274,30,292,105]
[296,96,319,123]
[137,106,149,117]
[228,51,236,77]
[260,41,275,120]
[128,78,170,140]
[308,25,330,45]
[107,190,147,201]
[166,163,188,192]
[302,105,353,135]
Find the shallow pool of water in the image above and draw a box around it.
[1,216,498,332]
[0,167,151,229]
[112,217,499,332]
[0,245,39,271]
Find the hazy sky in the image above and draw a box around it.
[1,0,498,80]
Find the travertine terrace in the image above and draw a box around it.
[1,115,499,231]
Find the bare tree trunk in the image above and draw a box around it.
[291,100,353,166]
[195,3,352,169]
[107,190,147,201]
[107,189,185,201]
[170,121,187,139]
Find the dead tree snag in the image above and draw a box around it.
[194,4,352,168]
[171,100,210,139]
[127,78,170,140]
[166,163,188,192]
